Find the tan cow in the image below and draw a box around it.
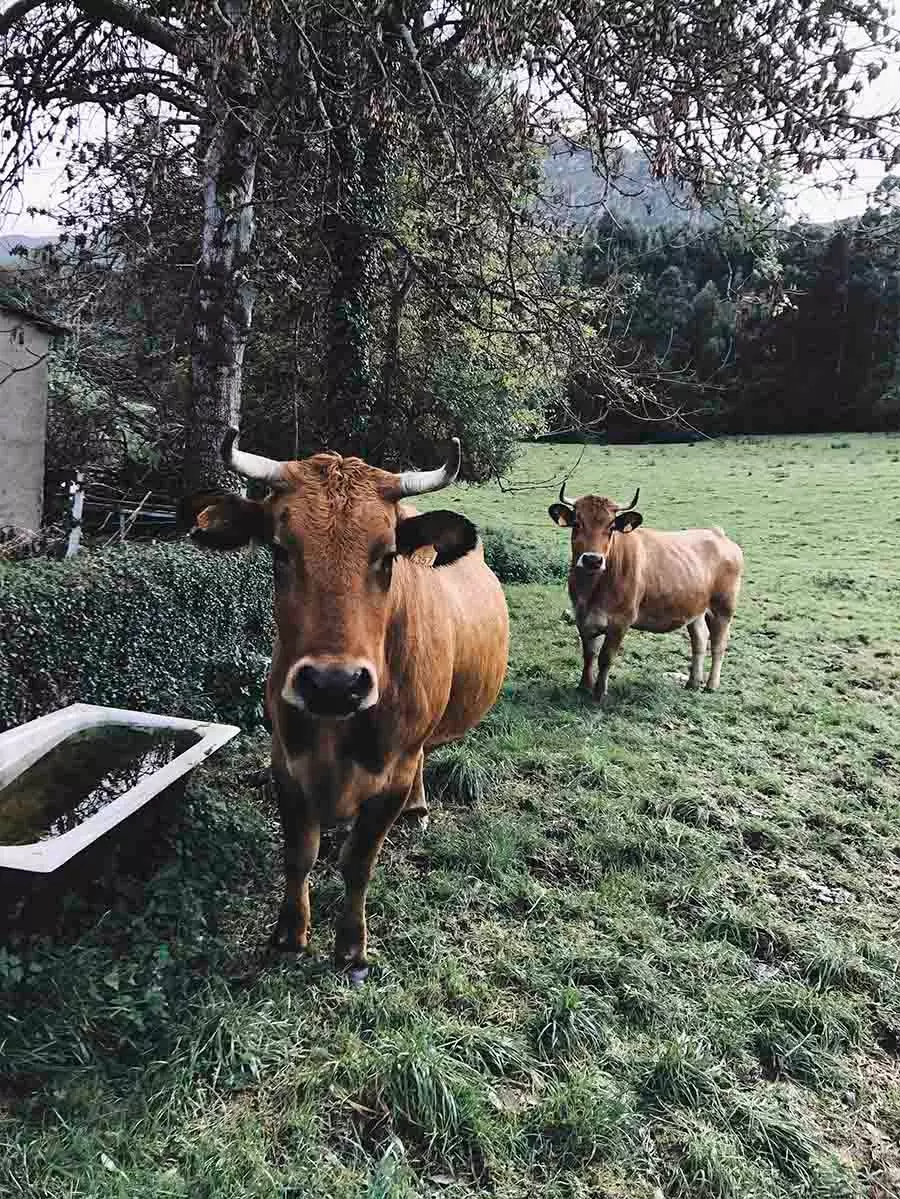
[186,432,509,980]
[549,485,743,699]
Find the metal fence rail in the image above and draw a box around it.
[65,473,177,558]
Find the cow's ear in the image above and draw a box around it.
[179,492,267,549]
[611,509,643,534]
[396,510,478,566]
[548,503,574,528]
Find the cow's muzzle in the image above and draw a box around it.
[575,552,606,573]
[283,657,378,718]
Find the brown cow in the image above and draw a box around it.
[187,431,509,981]
[549,485,743,699]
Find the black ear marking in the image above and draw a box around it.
[611,510,643,534]
[548,503,574,528]
[396,510,478,566]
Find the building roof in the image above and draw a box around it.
[0,299,70,336]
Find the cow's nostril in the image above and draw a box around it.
[349,667,372,696]
[296,665,319,694]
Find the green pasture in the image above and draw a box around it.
[2,434,900,1197]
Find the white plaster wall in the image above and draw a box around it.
[0,318,51,531]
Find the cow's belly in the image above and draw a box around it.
[634,594,704,634]
[427,653,507,747]
[633,615,689,634]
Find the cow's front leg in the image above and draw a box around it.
[595,626,627,700]
[270,772,320,952]
[335,785,410,982]
[579,633,602,692]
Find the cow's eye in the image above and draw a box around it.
[377,551,396,585]
[273,544,290,581]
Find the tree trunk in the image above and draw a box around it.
[184,5,259,493]
[323,118,388,457]
[381,256,413,408]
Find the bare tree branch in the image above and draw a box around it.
[0,0,48,37]
[74,0,184,58]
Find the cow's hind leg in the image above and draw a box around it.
[270,771,320,952]
[686,615,710,690]
[335,784,411,983]
[706,600,734,692]
[400,750,428,828]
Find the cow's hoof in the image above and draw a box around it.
[400,805,429,831]
[336,954,370,985]
[268,910,308,954]
[685,677,703,691]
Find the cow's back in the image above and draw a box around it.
[632,527,743,630]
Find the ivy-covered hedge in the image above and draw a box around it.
[480,526,566,585]
[0,531,564,734]
[0,544,274,733]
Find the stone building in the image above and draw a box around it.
[0,300,68,532]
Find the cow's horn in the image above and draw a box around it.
[222,428,286,485]
[396,438,461,497]
[558,480,576,507]
[619,487,640,511]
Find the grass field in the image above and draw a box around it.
[2,434,900,1198]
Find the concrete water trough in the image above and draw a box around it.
[0,703,239,914]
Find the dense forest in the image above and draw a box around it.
[559,180,900,440]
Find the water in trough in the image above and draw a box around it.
[0,725,200,846]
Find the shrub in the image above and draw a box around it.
[480,526,566,584]
[0,543,273,732]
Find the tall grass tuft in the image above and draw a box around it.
[425,744,503,805]
[658,1120,772,1199]
[523,1071,641,1168]
[636,1036,727,1113]
[532,986,613,1061]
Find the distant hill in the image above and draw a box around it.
[0,233,58,265]
[541,146,715,229]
